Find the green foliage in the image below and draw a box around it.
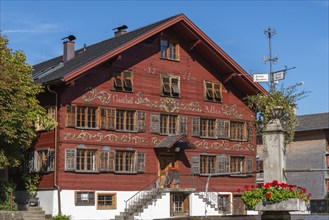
[51,214,71,220]
[0,35,47,168]
[244,83,309,144]
[239,180,312,209]
[22,173,40,198]
[0,182,18,210]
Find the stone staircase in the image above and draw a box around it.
[195,192,219,212]
[112,188,164,220]
[22,206,46,220]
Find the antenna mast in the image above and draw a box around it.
[264,27,278,92]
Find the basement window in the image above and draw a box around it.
[97,193,116,210]
[75,191,95,206]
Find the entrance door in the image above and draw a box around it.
[158,152,178,188]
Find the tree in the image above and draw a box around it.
[0,35,45,168]
[244,82,309,145]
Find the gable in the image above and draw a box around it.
[33,13,266,98]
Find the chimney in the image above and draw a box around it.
[113,25,128,37]
[62,35,76,62]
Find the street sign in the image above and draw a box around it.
[273,71,285,81]
[253,74,269,82]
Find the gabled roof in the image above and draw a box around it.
[154,135,196,150]
[295,112,329,132]
[33,13,266,95]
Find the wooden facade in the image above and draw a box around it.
[28,14,266,218]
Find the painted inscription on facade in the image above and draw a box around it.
[82,88,242,118]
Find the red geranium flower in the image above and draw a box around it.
[266,192,272,199]
[237,188,242,192]
[272,180,279,186]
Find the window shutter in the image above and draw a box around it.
[137,152,145,173]
[216,155,227,173]
[191,155,200,175]
[226,156,231,174]
[65,149,76,171]
[33,151,38,172]
[242,122,248,140]
[136,111,146,132]
[108,108,116,130]
[217,120,230,139]
[47,149,55,172]
[150,114,160,134]
[246,158,253,175]
[178,115,187,134]
[192,118,200,137]
[95,107,101,129]
[247,122,253,142]
[66,105,76,127]
[100,150,109,172]
[109,150,115,172]
[25,151,34,173]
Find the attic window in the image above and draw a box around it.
[160,40,179,61]
[113,69,133,92]
[204,81,222,103]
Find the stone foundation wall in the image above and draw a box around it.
[0,211,23,220]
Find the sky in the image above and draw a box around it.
[1,0,328,116]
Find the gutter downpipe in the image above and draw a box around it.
[47,85,61,215]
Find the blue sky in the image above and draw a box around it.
[1,0,328,116]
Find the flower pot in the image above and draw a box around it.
[255,198,306,211]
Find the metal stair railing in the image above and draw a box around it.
[124,176,161,218]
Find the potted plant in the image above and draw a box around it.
[238,180,311,210]
[22,172,40,206]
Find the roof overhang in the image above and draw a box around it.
[154,134,197,151]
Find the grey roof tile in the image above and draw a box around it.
[295,112,329,132]
[32,14,182,84]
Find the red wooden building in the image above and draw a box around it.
[29,14,266,219]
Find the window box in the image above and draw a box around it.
[255,198,306,211]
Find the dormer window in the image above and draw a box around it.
[204,81,222,102]
[113,69,133,92]
[160,40,179,61]
[161,75,180,98]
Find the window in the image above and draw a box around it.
[27,149,55,173]
[65,148,145,174]
[115,151,134,172]
[218,194,231,213]
[97,193,116,210]
[193,118,230,139]
[173,194,183,212]
[161,75,180,97]
[200,155,216,174]
[76,106,98,129]
[160,115,177,135]
[113,69,133,92]
[230,121,247,141]
[160,40,179,61]
[230,156,244,173]
[191,154,228,175]
[204,81,222,102]
[66,106,146,132]
[171,193,189,216]
[200,118,216,138]
[116,110,135,131]
[76,149,98,172]
[75,191,95,206]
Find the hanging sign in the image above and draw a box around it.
[253,74,269,82]
[273,71,285,81]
